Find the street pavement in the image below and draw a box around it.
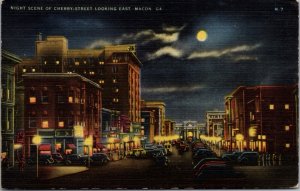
[1,147,299,189]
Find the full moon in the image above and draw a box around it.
[196,30,207,42]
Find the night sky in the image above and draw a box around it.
[2,0,299,122]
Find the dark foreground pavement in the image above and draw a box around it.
[2,149,298,189]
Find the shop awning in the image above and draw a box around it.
[39,144,51,151]
[67,144,76,149]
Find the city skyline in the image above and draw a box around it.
[2,0,298,122]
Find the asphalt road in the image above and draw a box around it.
[2,148,298,189]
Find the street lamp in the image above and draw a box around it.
[32,135,42,179]
[84,135,93,168]
[122,136,129,157]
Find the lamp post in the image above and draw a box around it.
[122,136,129,157]
[84,135,93,168]
[32,135,42,179]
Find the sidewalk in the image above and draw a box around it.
[2,164,88,188]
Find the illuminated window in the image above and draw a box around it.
[269,104,274,110]
[89,71,95,75]
[285,125,290,131]
[141,118,145,122]
[58,121,64,128]
[113,79,117,83]
[75,61,80,66]
[29,97,36,104]
[115,88,119,93]
[99,61,104,65]
[285,143,290,148]
[284,104,289,110]
[113,98,119,103]
[32,68,36,72]
[42,120,49,128]
[56,60,60,65]
[44,61,47,65]
[83,60,87,64]
[68,96,73,103]
[22,68,26,73]
[99,80,104,84]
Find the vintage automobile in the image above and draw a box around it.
[90,153,110,165]
[237,152,259,165]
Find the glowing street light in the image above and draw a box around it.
[235,133,244,151]
[84,135,93,168]
[32,135,42,179]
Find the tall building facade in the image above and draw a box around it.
[164,119,175,136]
[224,85,297,155]
[23,73,102,157]
[141,101,166,136]
[19,36,142,126]
[141,110,155,143]
[206,111,225,137]
[1,50,22,166]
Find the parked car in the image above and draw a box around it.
[144,144,157,150]
[238,151,259,165]
[91,153,110,165]
[52,153,71,165]
[192,146,210,155]
[195,160,236,180]
[221,152,243,163]
[191,141,205,149]
[27,154,55,165]
[156,145,168,155]
[178,142,189,153]
[164,143,173,155]
[146,149,165,158]
[65,154,89,165]
[193,157,222,172]
[153,154,169,167]
[132,148,147,158]
[193,149,217,164]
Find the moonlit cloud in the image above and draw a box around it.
[142,85,204,94]
[86,40,112,49]
[187,43,262,59]
[117,30,180,44]
[232,55,259,62]
[115,24,186,45]
[146,46,183,60]
[162,24,186,32]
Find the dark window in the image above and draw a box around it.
[41,90,49,103]
[29,117,37,128]
[112,66,118,73]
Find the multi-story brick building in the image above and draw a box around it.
[141,110,155,143]
[164,119,175,136]
[206,111,225,137]
[141,101,166,136]
[23,73,102,157]
[17,35,142,127]
[1,50,22,166]
[224,85,297,155]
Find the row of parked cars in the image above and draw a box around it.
[221,151,259,165]
[191,140,257,180]
[26,153,110,166]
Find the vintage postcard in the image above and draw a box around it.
[1,0,299,189]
